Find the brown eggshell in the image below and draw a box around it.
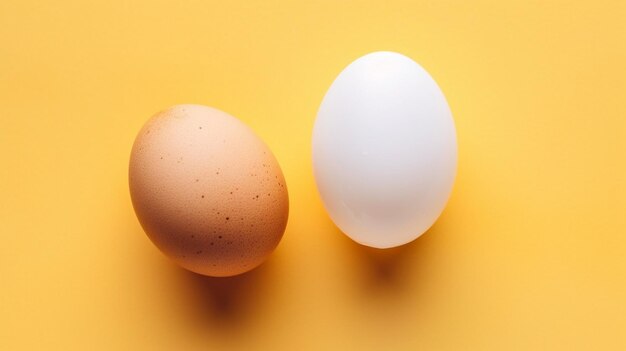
[129,104,288,277]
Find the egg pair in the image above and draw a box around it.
[129,51,457,277]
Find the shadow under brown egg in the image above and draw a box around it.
[168,254,280,333]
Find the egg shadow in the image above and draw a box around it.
[336,218,446,292]
[170,256,277,331]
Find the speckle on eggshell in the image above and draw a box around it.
[129,104,289,277]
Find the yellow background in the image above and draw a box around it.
[1,0,625,349]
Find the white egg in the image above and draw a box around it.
[312,51,457,248]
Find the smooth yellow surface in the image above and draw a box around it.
[1,1,625,349]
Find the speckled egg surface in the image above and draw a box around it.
[129,104,289,277]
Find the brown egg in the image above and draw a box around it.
[129,104,288,277]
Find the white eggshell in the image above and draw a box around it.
[312,51,457,248]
